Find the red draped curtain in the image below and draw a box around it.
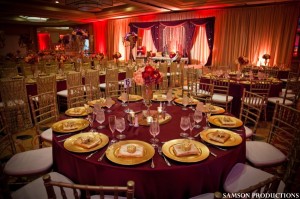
[37,33,50,51]
[93,20,108,54]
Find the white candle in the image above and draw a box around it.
[147,116,153,123]
[157,106,162,113]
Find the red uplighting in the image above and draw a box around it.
[37,33,50,50]
[93,20,108,54]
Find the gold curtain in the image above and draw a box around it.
[106,2,299,68]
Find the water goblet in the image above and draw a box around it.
[116,117,126,139]
[87,111,96,132]
[96,109,105,129]
[180,115,190,138]
[166,90,173,106]
[182,95,189,110]
[193,110,203,129]
[203,111,211,130]
[188,113,195,139]
[149,119,160,147]
[108,115,117,143]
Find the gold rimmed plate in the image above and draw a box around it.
[200,128,243,147]
[87,98,116,107]
[174,98,198,106]
[202,105,225,114]
[118,94,143,102]
[64,132,109,153]
[162,139,209,163]
[105,140,155,165]
[151,94,174,102]
[52,118,89,133]
[208,115,243,128]
[136,110,172,126]
[65,107,89,117]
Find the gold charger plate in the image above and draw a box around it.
[64,132,109,153]
[240,80,251,85]
[65,107,89,117]
[200,128,243,147]
[202,105,225,114]
[136,110,172,126]
[87,98,116,107]
[208,115,243,128]
[52,118,89,133]
[174,98,198,106]
[106,140,155,165]
[118,94,143,102]
[162,139,209,163]
[151,94,170,102]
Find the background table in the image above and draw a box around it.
[53,100,246,199]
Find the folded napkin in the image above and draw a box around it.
[62,122,77,130]
[117,144,144,158]
[74,136,101,149]
[208,131,230,143]
[173,143,199,157]
[220,116,236,126]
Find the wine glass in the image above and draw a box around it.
[116,117,126,139]
[182,95,189,110]
[166,89,173,106]
[193,110,203,129]
[108,115,117,143]
[188,113,195,139]
[149,119,160,147]
[87,110,96,132]
[180,116,190,138]
[203,111,211,130]
[95,109,105,129]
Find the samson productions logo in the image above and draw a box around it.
[222,193,300,198]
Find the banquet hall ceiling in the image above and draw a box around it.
[0,0,295,26]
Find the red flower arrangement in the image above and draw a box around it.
[96,53,104,60]
[57,54,68,63]
[262,54,271,60]
[24,53,38,65]
[236,56,249,65]
[169,52,176,58]
[124,32,138,48]
[112,52,122,59]
[133,64,163,86]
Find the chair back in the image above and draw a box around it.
[67,84,92,109]
[0,67,18,78]
[169,62,181,88]
[193,79,214,103]
[281,77,300,106]
[43,174,135,199]
[249,80,271,98]
[85,69,101,100]
[240,89,264,136]
[36,75,57,94]
[212,78,230,95]
[66,72,82,89]
[0,78,32,133]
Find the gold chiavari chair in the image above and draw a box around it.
[85,69,101,100]
[240,89,264,139]
[29,91,59,148]
[182,67,198,97]
[36,74,57,94]
[169,62,181,88]
[0,67,19,78]
[211,78,233,112]
[249,79,271,121]
[192,79,214,104]
[67,84,92,109]
[264,67,279,78]
[100,68,120,97]
[0,78,32,133]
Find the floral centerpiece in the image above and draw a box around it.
[123,32,138,48]
[235,56,249,71]
[262,54,271,66]
[96,52,104,61]
[113,52,122,59]
[24,53,38,65]
[72,28,89,40]
[169,52,176,59]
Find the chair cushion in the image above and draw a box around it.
[224,163,273,193]
[99,83,106,89]
[212,94,233,103]
[57,90,68,97]
[4,147,53,176]
[267,97,293,105]
[246,141,286,167]
[279,93,295,99]
[244,125,253,138]
[11,172,78,199]
[41,128,53,142]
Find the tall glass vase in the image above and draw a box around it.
[143,84,153,117]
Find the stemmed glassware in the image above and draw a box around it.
[116,117,126,139]
[149,119,160,147]
[87,109,96,132]
[182,95,189,111]
[108,115,117,143]
[203,109,211,130]
[188,113,195,139]
[105,97,114,113]
[193,110,203,129]
[166,89,173,106]
[180,115,190,138]
[95,109,105,129]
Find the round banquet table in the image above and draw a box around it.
[52,100,246,199]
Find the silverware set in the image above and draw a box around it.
[158,146,171,166]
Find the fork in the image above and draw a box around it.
[158,146,171,166]
[86,150,99,159]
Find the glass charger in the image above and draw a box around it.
[200,128,242,147]
[64,132,109,153]
[208,115,243,128]
[52,118,89,133]
[105,140,155,165]
[162,139,209,163]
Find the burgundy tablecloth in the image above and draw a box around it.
[53,100,246,199]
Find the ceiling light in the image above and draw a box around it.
[19,16,49,22]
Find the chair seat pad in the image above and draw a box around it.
[11,172,77,199]
[212,94,233,103]
[279,93,295,99]
[243,97,264,105]
[267,97,293,105]
[246,141,286,167]
[224,163,273,193]
[4,147,53,176]
[57,90,67,97]
[189,193,215,199]
[99,83,106,89]
[41,128,53,142]
[244,126,253,138]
